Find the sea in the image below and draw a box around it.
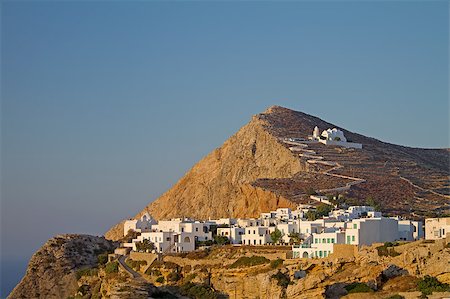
[1,259,28,299]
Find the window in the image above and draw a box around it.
[253,230,256,234]
[166,237,170,241]
[181,228,184,232]
[259,240,262,245]
[331,238,335,243]
[322,238,326,243]
[353,224,357,229]
[351,236,355,242]
[195,228,199,232]
[253,240,256,245]
[327,238,330,243]
[319,251,323,257]
[346,236,351,244]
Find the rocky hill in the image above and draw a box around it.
[8,235,116,299]
[106,106,449,240]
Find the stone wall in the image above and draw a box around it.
[330,244,358,260]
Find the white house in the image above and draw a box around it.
[276,223,299,244]
[242,226,275,245]
[293,230,346,258]
[396,219,424,241]
[152,219,213,242]
[344,217,398,246]
[425,218,450,240]
[292,216,416,259]
[123,212,157,236]
[133,231,195,253]
[237,218,261,228]
[217,227,245,244]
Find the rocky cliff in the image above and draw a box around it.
[106,106,449,240]
[8,235,116,299]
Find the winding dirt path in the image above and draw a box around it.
[286,140,366,194]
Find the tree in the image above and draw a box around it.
[123,229,140,243]
[316,204,332,217]
[306,211,318,221]
[270,228,283,244]
[213,235,230,245]
[366,196,381,211]
[288,233,301,245]
[136,239,155,252]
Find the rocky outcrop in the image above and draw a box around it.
[8,234,116,299]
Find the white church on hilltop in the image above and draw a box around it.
[312,126,362,149]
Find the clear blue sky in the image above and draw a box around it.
[1,1,448,296]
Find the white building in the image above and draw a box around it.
[133,231,195,253]
[344,217,398,246]
[123,212,157,236]
[292,216,415,259]
[242,226,275,245]
[237,218,261,228]
[209,218,237,226]
[396,219,424,241]
[152,219,213,242]
[425,218,450,240]
[330,206,381,221]
[276,223,299,244]
[312,127,362,149]
[217,227,245,244]
[293,231,346,258]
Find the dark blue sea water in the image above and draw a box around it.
[1,259,28,299]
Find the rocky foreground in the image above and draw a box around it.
[8,235,116,299]
[10,235,449,298]
[141,238,450,299]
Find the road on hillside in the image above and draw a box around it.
[118,255,145,281]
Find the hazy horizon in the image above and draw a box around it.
[1,1,448,297]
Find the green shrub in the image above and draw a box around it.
[75,267,98,279]
[417,275,450,295]
[146,268,162,276]
[97,253,108,265]
[179,282,220,299]
[126,259,147,271]
[271,270,290,288]
[213,235,230,245]
[156,276,165,283]
[376,243,400,257]
[105,261,119,274]
[270,258,284,269]
[77,284,90,296]
[186,249,210,260]
[344,282,373,293]
[167,271,182,282]
[229,256,270,268]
